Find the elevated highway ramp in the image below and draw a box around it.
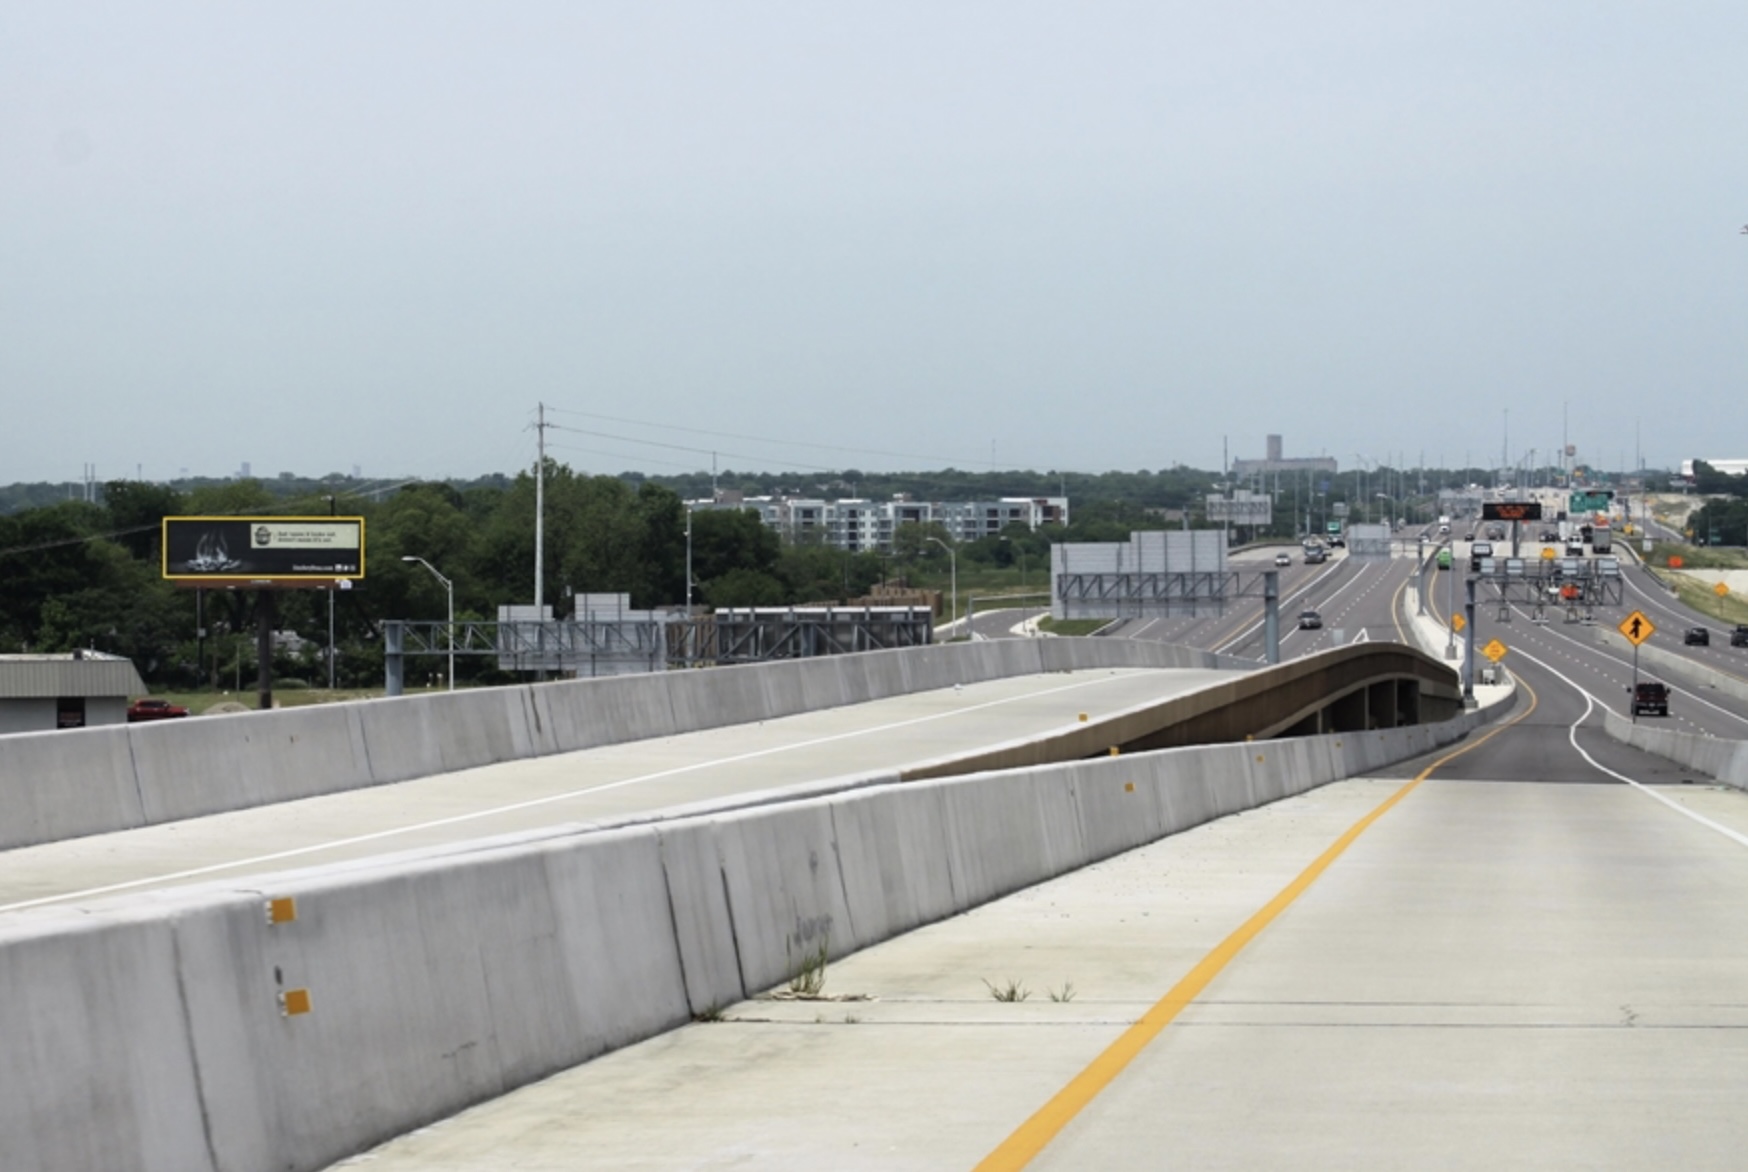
[329,703,1748,1172]
[2,638,1490,1172]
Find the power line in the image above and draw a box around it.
[541,403,999,470]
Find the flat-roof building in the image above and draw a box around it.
[1231,434,1338,478]
[0,652,147,735]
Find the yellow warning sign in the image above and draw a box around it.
[1618,610,1655,646]
[1540,547,1556,560]
[1451,613,1466,633]
[1482,639,1508,662]
[1716,581,1731,598]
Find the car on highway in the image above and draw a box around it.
[1304,548,1327,565]
[1685,627,1710,646]
[1630,681,1670,717]
[1297,609,1323,630]
[127,697,190,722]
[1273,552,1292,566]
[1733,625,1748,648]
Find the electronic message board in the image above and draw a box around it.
[1481,501,1543,522]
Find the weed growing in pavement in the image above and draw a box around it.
[984,978,1031,1002]
[1048,982,1077,1003]
[788,936,829,997]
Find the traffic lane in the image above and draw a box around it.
[1267,557,1415,657]
[1618,567,1748,677]
[1423,572,1748,740]
[1214,555,1374,658]
[965,606,1048,640]
[1372,646,1699,785]
[324,772,1748,1171]
[325,780,1423,1172]
[0,668,1240,914]
[1041,779,1748,1171]
[1467,590,1748,740]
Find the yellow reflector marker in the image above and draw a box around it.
[1107,747,1119,757]
[266,897,297,925]
[279,989,312,1017]
[1078,713,1088,722]
[1124,782,1135,794]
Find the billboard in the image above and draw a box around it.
[162,516,366,583]
[1205,491,1272,525]
[1481,501,1543,522]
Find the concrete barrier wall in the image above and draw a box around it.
[1600,707,1748,789]
[0,639,1245,852]
[0,692,1508,1172]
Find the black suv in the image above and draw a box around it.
[1733,625,1748,648]
[1297,609,1323,630]
[1685,627,1710,646]
[1631,681,1670,717]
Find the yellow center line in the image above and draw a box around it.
[973,679,1540,1171]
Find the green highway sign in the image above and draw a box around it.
[1569,491,1613,514]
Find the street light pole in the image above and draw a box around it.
[402,556,455,691]
[926,536,957,636]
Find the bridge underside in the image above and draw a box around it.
[901,643,1463,781]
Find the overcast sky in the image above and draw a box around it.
[4,2,1745,486]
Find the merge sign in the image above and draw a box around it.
[163,516,366,583]
[1481,501,1544,522]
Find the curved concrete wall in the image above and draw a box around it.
[1600,707,1748,788]
[0,696,1509,1172]
[0,639,1249,852]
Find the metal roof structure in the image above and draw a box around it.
[0,653,147,700]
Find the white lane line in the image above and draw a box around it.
[1,672,1161,914]
[1510,646,1748,850]
[1215,557,1374,657]
[1501,601,1748,732]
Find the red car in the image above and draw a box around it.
[127,697,190,722]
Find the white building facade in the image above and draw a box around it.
[691,495,1068,552]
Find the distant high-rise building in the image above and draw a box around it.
[239,462,252,479]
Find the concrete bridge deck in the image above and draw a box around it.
[0,667,1240,914]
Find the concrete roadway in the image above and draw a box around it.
[1421,541,1748,743]
[1099,545,1419,661]
[0,667,1244,916]
[326,644,1748,1171]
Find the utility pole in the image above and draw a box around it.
[535,402,546,613]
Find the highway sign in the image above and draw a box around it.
[1483,501,1544,522]
[1482,639,1508,662]
[1716,581,1731,598]
[1451,614,1466,632]
[1540,547,1555,560]
[1618,610,1655,646]
[1569,491,1613,514]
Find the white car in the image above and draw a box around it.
[1273,552,1292,566]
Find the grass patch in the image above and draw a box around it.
[1048,981,1077,1003]
[983,978,1030,1002]
[1644,543,1748,570]
[1670,577,1748,627]
[1036,617,1107,637]
[787,936,830,998]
